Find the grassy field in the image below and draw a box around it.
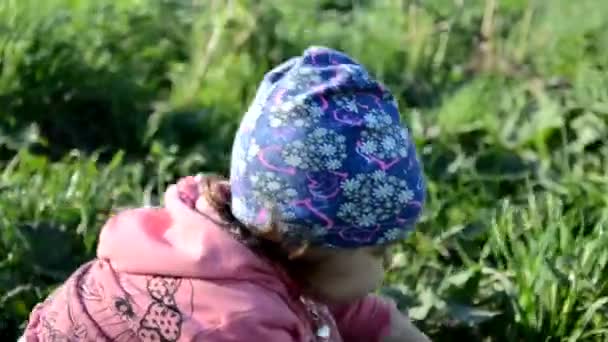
[1,0,608,340]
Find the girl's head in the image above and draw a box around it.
[224,46,425,302]
[200,176,389,303]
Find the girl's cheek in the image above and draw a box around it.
[374,259,386,285]
[361,256,386,291]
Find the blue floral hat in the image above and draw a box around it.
[229,46,426,248]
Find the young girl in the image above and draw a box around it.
[22,46,430,341]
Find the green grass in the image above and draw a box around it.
[1,0,608,340]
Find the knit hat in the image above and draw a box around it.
[229,46,425,248]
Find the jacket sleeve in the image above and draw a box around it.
[197,311,304,342]
[329,294,395,342]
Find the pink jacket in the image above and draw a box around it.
[23,179,393,341]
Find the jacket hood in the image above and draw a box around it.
[97,177,289,294]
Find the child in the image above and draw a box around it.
[22,46,429,341]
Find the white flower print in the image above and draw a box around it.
[327,159,341,170]
[359,212,378,227]
[372,170,386,181]
[362,110,390,129]
[360,123,409,160]
[280,223,327,246]
[311,225,328,237]
[232,197,247,216]
[382,136,396,150]
[383,228,403,242]
[346,100,358,113]
[267,67,329,128]
[283,67,324,92]
[283,79,297,91]
[240,101,264,129]
[298,66,313,76]
[280,101,295,112]
[339,202,356,215]
[364,113,378,127]
[398,147,408,157]
[280,210,297,220]
[233,158,247,177]
[341,178,360,193]
[373,183,395,199]
[247,139,260,160]
[293,94,306,106]
[250,172,299,206]
[267,181,281,191]
[338,64,374,88]
[398,189,414,204]
[381,114,393,125]
[320,143,336,157]
[314,128,328,137]
[292,141,305,149]
[231,137,248,177]
[308,74,323,85]
[338,171,413,228]
[268,99,321,128]
[270,117,283,128]
[284,154,303,167]
[335,95,359,113]
[232,196,259,224]
[309,103,325,119]
[360,141,377,155]
[282,130,347,171]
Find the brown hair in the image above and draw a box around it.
[198,175,312,276]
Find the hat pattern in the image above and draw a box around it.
[230,46,425,248]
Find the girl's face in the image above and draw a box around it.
[298,246,389,303]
